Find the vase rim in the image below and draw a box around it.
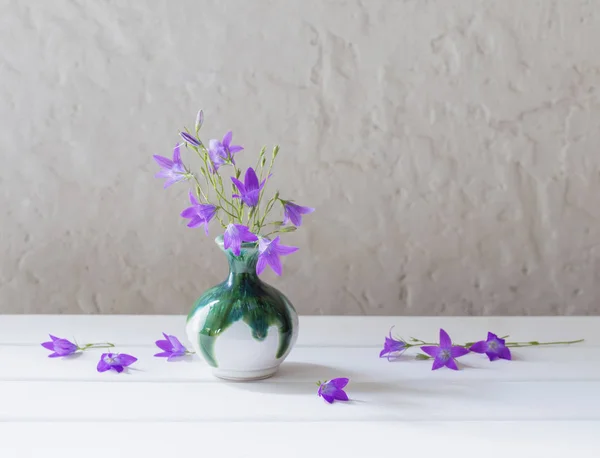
[214,235,259,250]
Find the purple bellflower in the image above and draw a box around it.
[153,144,187,188]
[181,191,217,234]
[318,378,350,404]
[223,224,258,256]
[232,167,266,207]
[208,131,243,172]
[379,327,407,361]
[41,335,78,358]
[180,131,202,148]
[97,353,137,373]
[421,329,470,370]
[282,201,314,227]
[469,332,512,361]
[257,236,298,276]
[154,333,189,361]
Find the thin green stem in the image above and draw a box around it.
[191,143,237,217]
[218,205,238,219]
[256,146,266,175]
[255,195,278,233]
[191,175,208,202]
[78,342,115,351]
[407,337,438,346]
[232,163,244,223]
[505,339,584,348]
[215,171,240,221]
[253,147,278,232]
[407,336,583,350]
[216,216,227,228]
[247,206,257,226]
[262,229,282,238]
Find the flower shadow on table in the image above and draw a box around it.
[226,362,360,395]
[168,354,197,363]
[60,352,84,360]
[225,362,468,403]
[341,381,475,413]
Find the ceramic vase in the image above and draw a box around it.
[186,236,298,381]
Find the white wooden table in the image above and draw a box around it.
[0,315,599,458]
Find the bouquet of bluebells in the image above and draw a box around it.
[153,110,314,275]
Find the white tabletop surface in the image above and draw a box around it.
[0,315,598,458]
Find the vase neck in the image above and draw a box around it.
[214,236,259,280]
[225,249,259,276]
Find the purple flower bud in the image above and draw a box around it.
[180,131,202,147]
[195,110,204,132]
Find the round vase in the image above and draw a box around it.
[186,236,299,381]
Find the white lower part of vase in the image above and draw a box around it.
[212,365,280,381]
[186,308,298,381]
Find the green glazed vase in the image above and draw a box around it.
[185,236,299,381]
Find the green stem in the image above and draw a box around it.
[78,342,115,351]
[215,172,240,221]
[247,206,257,226]
[505,339,584,348]
[255,195,278,233]
[256,146,266,175]
[218,205,238,219]
[405,335,584,348]
[262,229,282,238]
[189,175,226,228]
[191,175,209,203]
[232,164,244,223]
[253,148,278,231]
[408,335,583,350]
[408,337,438,346]
[192,143,238,219]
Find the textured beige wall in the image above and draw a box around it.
[1,0,599,315]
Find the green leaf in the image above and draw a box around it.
[280,226,297,233]
[415,353,432,360]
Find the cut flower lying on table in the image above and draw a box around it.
[380,327,584,370]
